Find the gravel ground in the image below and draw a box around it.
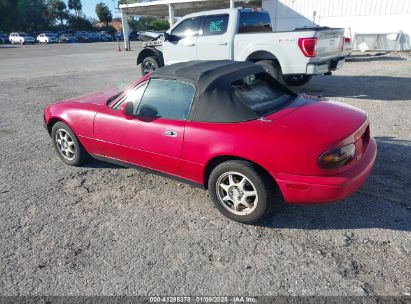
[0,43,410,296]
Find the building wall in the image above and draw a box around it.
[262,0,411,37]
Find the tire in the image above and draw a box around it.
[20,40,24,45]
[141,56,160,75]
[255,60,285,84]
[208,160,275,224]
[51,122,89,166]
[284,75,312,86]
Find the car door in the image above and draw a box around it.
[196,14,232,60]
[162,16,202,65]
[93,79,196,175]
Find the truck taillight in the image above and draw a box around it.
[344,37,351,43]
[298,37,317,57]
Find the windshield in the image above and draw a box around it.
[232,73,296,116]
[19,32,29,36]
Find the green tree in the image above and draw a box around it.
[48,0,69,26]
[129,16,170,32]
[68,0,82,17]
[0,0,51,33]
[95,2,113,27]
[67,15,94,31]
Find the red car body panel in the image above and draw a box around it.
[44,74,377,204]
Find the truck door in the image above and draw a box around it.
[162,16,202,65]
[196,14,231,60]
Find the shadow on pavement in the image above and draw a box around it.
[260,137,411,231]
[298,75,411,101]
[83,158,124,169]
[346,53,406,62]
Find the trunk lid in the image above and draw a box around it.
[264,95,369,174]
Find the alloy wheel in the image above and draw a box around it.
[55,129,76,161]
[143,61,156,74]
[216,171,259,216]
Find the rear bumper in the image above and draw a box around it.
[271,138,377,204]
[306,56,345,75]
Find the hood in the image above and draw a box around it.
[265,95,368,147]
[60,88,121,106]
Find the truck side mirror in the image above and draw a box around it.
[163,33,170,41]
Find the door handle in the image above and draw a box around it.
[185,42,196,46]
[164,130,178,137]
[218,42,228,45]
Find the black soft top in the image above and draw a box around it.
[150,60,293,123]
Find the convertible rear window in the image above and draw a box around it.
[232,73,295,116]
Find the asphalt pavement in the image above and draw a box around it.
[0,43,410,296]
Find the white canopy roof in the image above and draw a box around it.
[119,0,261,17]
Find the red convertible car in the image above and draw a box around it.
[44,61,377,223]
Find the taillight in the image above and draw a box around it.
[344,37,351,43]
[318,144,356,169]
[298,37,317,57]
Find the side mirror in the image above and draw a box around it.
[121,102,134,118]
[163,33,170,41]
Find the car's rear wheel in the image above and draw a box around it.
[208,160,275,224]
[284,75,312,86]
[255,60,285,84]
[141,56,160,75]
[51,122,89,166]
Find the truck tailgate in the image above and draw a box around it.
[315,29,344,60]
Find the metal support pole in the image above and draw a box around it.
[168,4,175,27]
[121,9,130,51]
[230,0,235,8]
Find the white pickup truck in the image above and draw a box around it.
[137,8,345,86]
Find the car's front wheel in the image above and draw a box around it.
[141,56,160,75]
[51,122,89,166]
[20,40,24,45]
[208,160,275,224]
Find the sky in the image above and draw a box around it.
[80,0,122,19]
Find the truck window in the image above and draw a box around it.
[171,17,201,39]
[203,14,229,36]
[238,11,272,33]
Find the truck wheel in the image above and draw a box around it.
[255,60,284,84]
[284,75,312,86]
[141,56,160,75]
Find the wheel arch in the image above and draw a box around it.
[137,48,164,66]
[246,50,279,64]
[203,155,276,190]
[47,117,70,136]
